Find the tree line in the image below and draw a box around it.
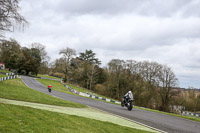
[0,39,50,75]
[50,47,200,112]
[50,47,190,112]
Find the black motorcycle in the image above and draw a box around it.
[121,96,133,111]
[48,87,52,92]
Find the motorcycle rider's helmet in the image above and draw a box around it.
[128,91,131,94]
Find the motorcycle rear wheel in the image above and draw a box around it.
[121,101,124,107]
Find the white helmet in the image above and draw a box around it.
[128,91,131,93]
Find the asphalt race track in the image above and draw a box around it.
[21,76,200,133]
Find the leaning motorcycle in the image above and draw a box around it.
[121,96,133,111]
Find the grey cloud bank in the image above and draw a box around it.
[6,0,200,88]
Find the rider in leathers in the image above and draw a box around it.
[123,91,133,104]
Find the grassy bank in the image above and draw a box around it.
[37,78,118,102]
[0,104,150,133]
[36,79,73,94]
[37,78,93,94]
[37,74,61,79]
[0,70,11,73]
[0,74,7,78]
[0,79,85,108]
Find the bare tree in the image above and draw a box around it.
[31,43,50,63]
[126,60,137,74]
[157,65,179,111]
[0,0,28,38]
[31,43,50,74]
[59,47,76,82]
[107,59,125,99]
[134,61,162,107]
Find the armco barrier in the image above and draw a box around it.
[182,111,200,117]
[63,84,121,104]
[6,73,14,76]
[0,72,14,76]
[0,75,18,82]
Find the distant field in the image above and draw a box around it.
[0,79,85,108]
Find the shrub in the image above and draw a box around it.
[95,84,106,95]
[53,72,65,78]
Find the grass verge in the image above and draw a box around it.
[0,104,151,133]
[0,79,85,108]
[0,70,11,73]
[36,79,73,94]
[37,74,61,79]
[0,74,7,78]
[0,98,158,133]
[37,79,119,102]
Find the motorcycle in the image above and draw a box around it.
[121,95,133,111]
[48,85,52,92]
[48,87,52,92]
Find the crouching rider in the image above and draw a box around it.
[48,85,52,92]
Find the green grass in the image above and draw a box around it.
[0,74,7,78]
[0,79,85,108]
[38,74,61,79]
[0,70,11,73]
[0,104,150,133]
[134,106,200,122]
[67,83,92,93]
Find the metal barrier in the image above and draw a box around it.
[0,75,18,82]
[63,84,121,104]
[182,111,200,117]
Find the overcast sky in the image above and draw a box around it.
[6,0,200,88]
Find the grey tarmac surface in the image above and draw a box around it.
[21,76,200,133]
